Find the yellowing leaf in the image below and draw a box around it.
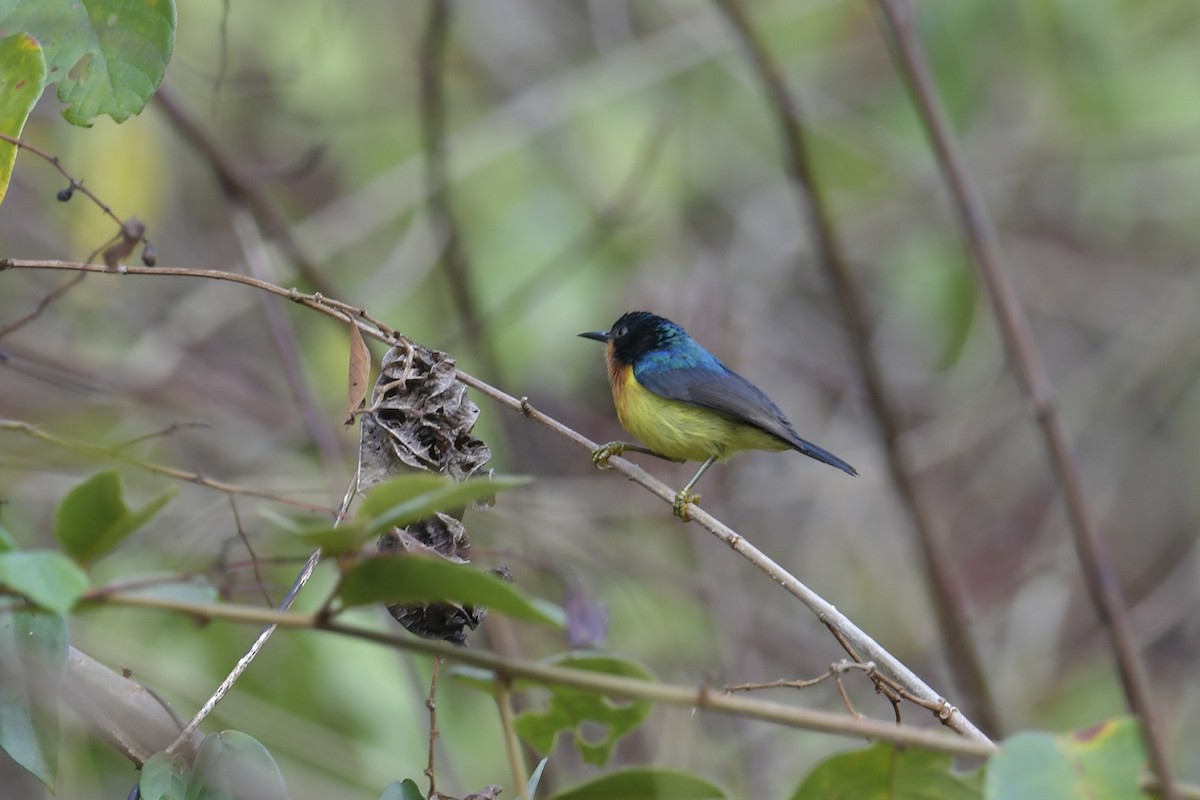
[0,33,47,206]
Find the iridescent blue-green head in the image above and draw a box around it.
[577,310,686,367]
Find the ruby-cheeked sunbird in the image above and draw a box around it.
[580,311,857,519]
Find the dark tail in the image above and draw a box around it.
[791,436,857,477]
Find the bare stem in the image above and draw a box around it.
[426,657,443,798]
[495,678,530,800]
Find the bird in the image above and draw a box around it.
[579,311,856,519]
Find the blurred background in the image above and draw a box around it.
[1,0,1198,797]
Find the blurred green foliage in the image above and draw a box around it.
[1,0,1199,798]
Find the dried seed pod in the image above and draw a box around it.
[359,341,499,645]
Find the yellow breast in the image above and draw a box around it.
[609,363,788,463]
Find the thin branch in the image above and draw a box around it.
[419,0,505,383]
[60,602,1200,800]
[0,259,398,339]
[872,0,1176,794]
[164,548,322,755]
[710,0,1000,736]
[98,590,996,757]
[0,132,149,241]
[166,474,359,752]
[426,657,443,799]
[0,418,333,514]
[724,659,875,694]
[495,678,530,800]
[0,257,990,742]
[0,271,87,340]
[227,496,274,607]
[228,203,345,468]
[112,422,211,454]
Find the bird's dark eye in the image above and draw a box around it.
[615,325,628,338]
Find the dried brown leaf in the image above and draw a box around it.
[102,217,145,268]
[345,319,370,424]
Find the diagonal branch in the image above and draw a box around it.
[0,257,990,742]
[710,0,1001,735]
[871,0,1176,795]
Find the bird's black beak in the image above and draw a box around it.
[578,330,610,343]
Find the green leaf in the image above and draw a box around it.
[547,768,727,800]
[0,610,67,790]
[791,744,983,800]
[54,470,176,565]
[291,520,369,557]
[359,473,530,536]
[378,779,426,800]
[0,32,45,205]
[139,751,190,800]
[515,654,655,767]
[0,525,17,552]
[338,555,565,628]
[984,719,1145,800]
[186,730,289,800]
[260,508,369,559]
[0,551,89,614]
[0,0,176,125]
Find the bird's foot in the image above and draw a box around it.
[591,441,627,469]
[673,489,701,521]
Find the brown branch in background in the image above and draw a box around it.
[710,0,1001,736]
[228,204,346,469]
[871,1,1176,795]
[111,422,211,454]
[152,85,339,299]
[418,0,505,384]
[0,271,86,340]
[227,496,274,607]
[0,258,991,743]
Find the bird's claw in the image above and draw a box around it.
[591,441,626,469]
[673,490,701,521]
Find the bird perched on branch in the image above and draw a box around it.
[580,311,856,519]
